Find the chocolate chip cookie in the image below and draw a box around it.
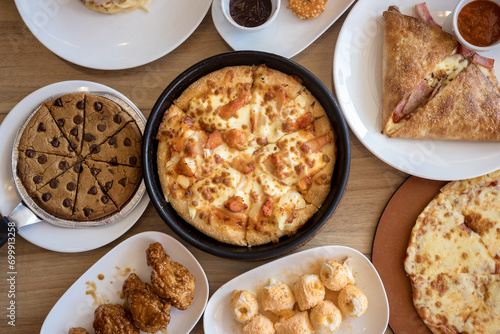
[17,92,143,221]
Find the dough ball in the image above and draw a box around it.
[242,314,275,334]
[261,281,296,316]
[294,274,325,311]
[309,300,342,333]
[230,290,259,323]
[275,311,314,334]
[320,258,354,291]
[337,285,368,318]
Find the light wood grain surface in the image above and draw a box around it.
[0,1,407,333]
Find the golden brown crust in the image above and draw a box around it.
[168,190,248,246]
[382,7,457,134]
[246,204,318,246]
[390,64,500,140]
[405,170,500,333]
[174,65,255,111]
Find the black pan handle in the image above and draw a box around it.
[0,216,17,248]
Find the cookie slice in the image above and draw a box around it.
[73,164,117,220]
[87,121,142,167]
[17,150,78,196]
[85,160,142,209]
[45,93,85,155]
[81,94,133,157]
[32,166,80,220]
[18,104,76,156]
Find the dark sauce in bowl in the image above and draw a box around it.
[230,0,272,28]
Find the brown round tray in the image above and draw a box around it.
[372,176,448,334]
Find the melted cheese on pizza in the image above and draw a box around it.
[405,170,500,334]
[156,65,336,247]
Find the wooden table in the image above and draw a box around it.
[0,1,407,333]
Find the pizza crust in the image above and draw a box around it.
[382,6,457,134]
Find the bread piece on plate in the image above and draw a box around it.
[382,5,457,135]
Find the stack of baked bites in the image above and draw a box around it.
[156,64,337,247]
[17,92,142,221]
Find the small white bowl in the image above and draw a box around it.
[452,0,500,52]
[221,0,280,31]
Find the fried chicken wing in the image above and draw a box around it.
[122,273,171,333]
[68,327,89,334]
[146,242,196,310]
[93,304,139,334]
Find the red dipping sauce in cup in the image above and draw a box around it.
[457,0,500,47]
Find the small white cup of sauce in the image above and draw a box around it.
[453,0,500,52]
[221,0,280,31]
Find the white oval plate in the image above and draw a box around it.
[0,80,149,252]
[212,0,355,58]
[334,0,500,181]
[14,0,212,70]
[41,231,209,334]
[204,245,389,333]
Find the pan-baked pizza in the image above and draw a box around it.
[156,65,336,246]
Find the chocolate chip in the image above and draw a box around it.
[113,114,122,124]
[91,168,101,176]
[51,137,60,147]
[37,123,46,132]
[33,175,42,184]
[42,193,51,202]
[63,198,72,207]
[69,142,77,152]
[123,138,131,146]
[110,157,118,165]
[97,124,106,132]
[129,156,138,166]
[74,163,82,173]
[119,178,127,187]
[70,126,78,137]
[109,137,117,146]
[73,115,83,124]
[84,133,96,142]
[38,155,47,164]
[88,186,97,195]
[26,150,35,158]
[76,100,85,110]
[94,102,102,111]
[105,181,113,191]
[54,98,63,107]
[59,161,69,170]
[49,179,59,189]
[67,182,76,191]
[83,208,93,217]
[57,119,65,127]
[90,144,100,153]
[101,196,109,204]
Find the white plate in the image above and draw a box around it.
[333,0,500,181]
[204,246,389,333]
[212,0,355,58]
[14,0,212,70]
[0,80,149,252]
[41,231,209,334]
